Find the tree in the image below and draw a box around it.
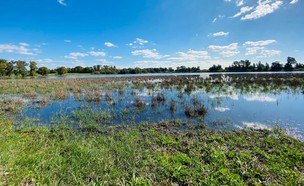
[56,66,68,75]
[38,66,50,76]
[209,64,223,72]
[270,61,283,71]
[15,60,28,78]
[256,62,265,71]
[284,57,297,71]
[6,61,15,77]
[29,61,38,76]
[0,59,7,76]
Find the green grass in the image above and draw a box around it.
[1,74,304,185]
[0,116,303,185]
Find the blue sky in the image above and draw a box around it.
[0,0,303,69]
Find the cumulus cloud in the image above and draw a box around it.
[129,38,150,49]
[169,50,211,61]
[112,56,123,59]
[236,0,244,6]
[104,42,117,48]
[232,6,254,18]
[258,49,281,58]
[245,47,265,55]
[64,52,88,59]
[210,32,229,37]
[243,40,276,46]
[0,43,36,56]
[64,50,106,59]
[290,0,299,4]
[241,0,283,20]
[135,38,149,45]
[57,0,66,6]
[131,49,166,59]
[208,43,239,57]
[88,51,106,57]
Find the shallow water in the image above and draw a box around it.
[15,83,304,141]
[44,71,304,79]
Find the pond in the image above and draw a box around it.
[8,73,303,141]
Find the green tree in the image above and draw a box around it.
[0,59,7,76]
[284,57,297,71]
[209,64,223,72]
[57,66,68,75]
[270,61,283,71]
[29,61,38,76]
[6,61,15,77]
[38,66,50,76]
[15,60,28,78]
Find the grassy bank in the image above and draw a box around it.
[0,116,303,185]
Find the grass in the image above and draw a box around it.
[0,74,304,185]
[0,116,303,185]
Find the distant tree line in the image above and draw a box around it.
[0,57,303,78]
[209,57,304,72]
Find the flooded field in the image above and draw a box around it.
[1,72,304,140]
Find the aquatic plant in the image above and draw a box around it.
[134,96,146,108]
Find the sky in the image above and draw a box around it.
[0,0,303,69]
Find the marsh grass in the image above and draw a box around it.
[169,99,176,113]
[0,74,304,185]
[52,89,68,100]
[184,103,207,118]
[134,96,146,108]
[85,90,102,103]
[0,116,303,185]
[0,98,24,113]
[105,91,115,105]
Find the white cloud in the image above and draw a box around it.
[134,38,149,45]
[64,52,88,59]
[95,59,114,65]
[0,43,36,56]
[64,40,71,43]
[36,58,54,63]
[210,31,229,37]
[169,50,211,61]
[241,0,283,20]
[290,0,299,4]
[236,0,244,6]
[208,43,239,57]
[244,40,276,46]
[104,42,117,48]
[112,56,123,59]
[19,42,29,47]
[89,51,106,57]
[64,50,106,59]
[131,49,165,59]
[232,6,254,18]
[212,15,225,23]
[258,49,281,58]
[245,47,265,55]
[57,0,66,6]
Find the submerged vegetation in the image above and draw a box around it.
[0,73,304,185]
